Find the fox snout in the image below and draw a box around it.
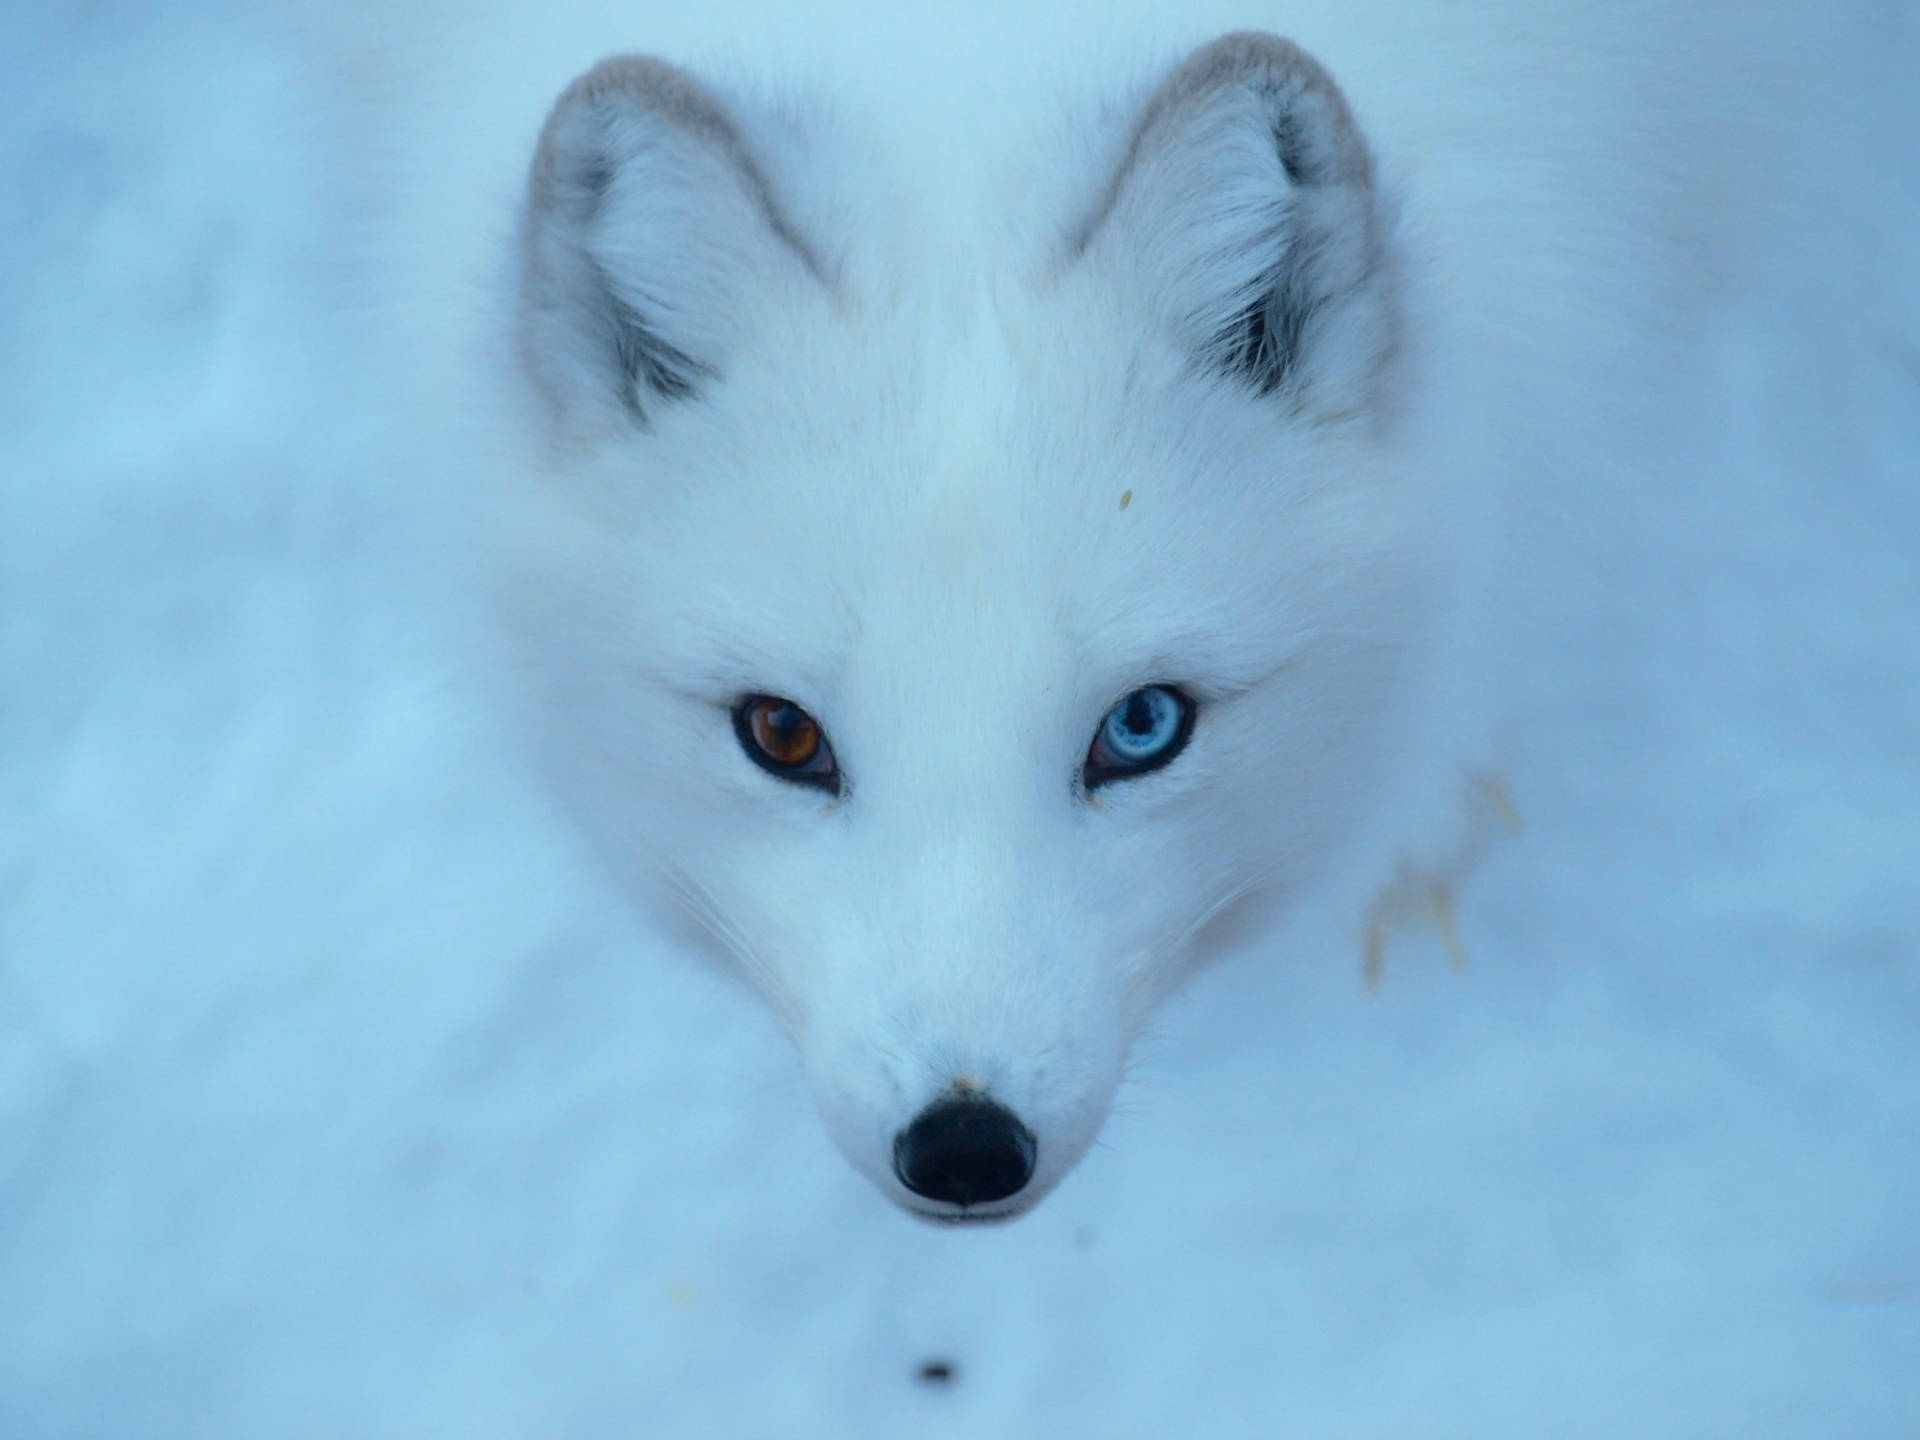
[892,1096,1039,1214]
[799,995,1129,1222]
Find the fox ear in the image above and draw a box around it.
[516,56,826,431]
[1072,33,1398,418]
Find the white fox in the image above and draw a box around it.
[350,1,1789,1221]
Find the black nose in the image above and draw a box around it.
[892,1098,1037,1207]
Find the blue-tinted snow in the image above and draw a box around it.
[1,4,1915,1436]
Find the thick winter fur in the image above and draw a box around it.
[327,0,1806,1220]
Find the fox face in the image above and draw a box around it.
[490,35,1447,1220]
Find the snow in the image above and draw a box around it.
[2,3,1915,1436]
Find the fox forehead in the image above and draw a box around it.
[632,269,1340,541]
[608,348,1332,712]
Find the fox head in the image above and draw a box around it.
[490,34,1457,1221]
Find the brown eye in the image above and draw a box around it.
[733,696,840,793]
[749,699,819,766]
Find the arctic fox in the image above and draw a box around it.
[348,0,1782,1221]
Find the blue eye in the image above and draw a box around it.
[1085,685,1195,788]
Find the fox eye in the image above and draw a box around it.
[734,695,840,793]
[1084,685,1195,789]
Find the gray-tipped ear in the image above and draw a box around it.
[1073,33,1398,417]
[517,56,826,431]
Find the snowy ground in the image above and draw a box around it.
[2,4,1917,1437]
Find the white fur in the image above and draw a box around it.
[323,0,1815,1219]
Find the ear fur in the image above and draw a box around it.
[516,56,826,431]
[1073,33,1399,417]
